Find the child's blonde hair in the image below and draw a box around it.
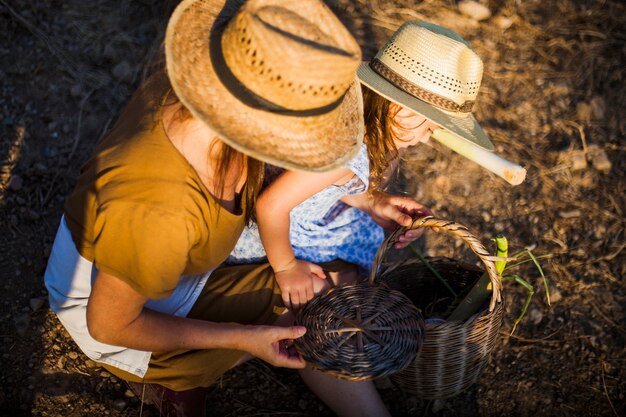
[362,85,406,190]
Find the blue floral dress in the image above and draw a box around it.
[227,143,384,272]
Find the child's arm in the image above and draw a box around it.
[256,167,354,310]
[341,190,434,248]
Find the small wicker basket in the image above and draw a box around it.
[294,276,425,381]
[375,217,504,399]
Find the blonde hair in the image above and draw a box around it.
[362,85,402,190]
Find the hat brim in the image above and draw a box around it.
[164,0,363,172]
[358,62,494,151]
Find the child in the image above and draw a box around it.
[229,20,494,311]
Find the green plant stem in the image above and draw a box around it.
[409,245,457,298]
[503,274,534,334]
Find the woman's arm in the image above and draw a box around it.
[86,270,307,368]
[256,167,353,309]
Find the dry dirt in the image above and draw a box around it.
[0,0,624,416]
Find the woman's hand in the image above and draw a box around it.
[242,325,307,369]
[275,259,326,311]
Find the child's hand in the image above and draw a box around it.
[366,190,433,230]
[274,259,326,311]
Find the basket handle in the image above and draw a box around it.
[368,216,502,311]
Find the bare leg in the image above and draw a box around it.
[298,367,391,417]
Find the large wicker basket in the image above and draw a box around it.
[294,273,425,381]
[375,217,504,399]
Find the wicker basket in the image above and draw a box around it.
[375,217,504,399]
[294,277,425,381]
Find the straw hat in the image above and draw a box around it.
[357,21,494,150]
[165,0,364,171]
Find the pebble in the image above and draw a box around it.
[100,371,111,378]
[29,297,46,312]
[558,209,581,219]
[549,286,562,304]
[111,399,127,411]
[124,389,135,398]
[70,84,82,98]
[7,175,24,191]
[103,43,117,60]
[458,1,492,21]
[590,148,611,173]
[594,224,606,239]
[68,351,79,360]
[576,102,592,124]
[85,359,97,368]
[13,313,30,336]
[112,60,133,83]
[590,96,606,120]
[494,15,514,30]
[570,150,587,171]
[529,308,543,324]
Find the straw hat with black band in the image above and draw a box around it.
[357,21,494,151]
[165,0,364,172]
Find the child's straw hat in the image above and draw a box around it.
[357,21,494,150]
[165,0,364,171]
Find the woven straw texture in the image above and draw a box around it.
[165,0,363,172]
[374,217,504,399]
[294,283,425,381]
[357,20,493,150]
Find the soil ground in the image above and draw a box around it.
[0,0,624,416]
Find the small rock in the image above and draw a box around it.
[594,224,606,239]
[494,222,505,232]
[124,389,135,398]
[85,359,97,368]
[68,351,79,360]
[57,356,66,370]
[40,144,59,158]
[7,175,23,191]
[558,209,581,219]
[458,1,492,21]
[103,43,117,60]
[549,286,562,304]
[431,399,446,413]
[33,162,49,175]
[576,102,592,124]
[493,15,514,30]
[111,399,127,412]
[590,149,611,173]
[83,114,101,135]
[529,308,543,325]
[70,84,82,98]
[13,313,30,336]
[590,96,606,120]
[100,371,111,378]
[29,297,46,312]
[570,150,587,171]
[112,60,133,83]
[481,211,492,222]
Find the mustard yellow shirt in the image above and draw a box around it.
[64,72,245,299]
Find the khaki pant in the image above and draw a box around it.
[102,260,356,391]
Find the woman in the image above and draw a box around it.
[45,0,409,416]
